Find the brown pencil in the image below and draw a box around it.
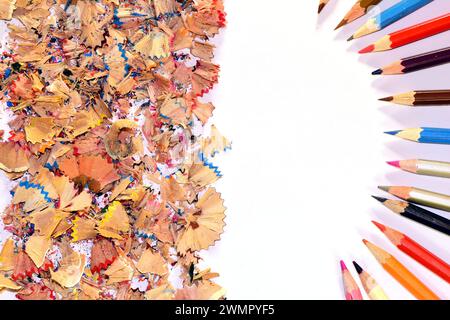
[379,90,450,106]
[363,240,439,300]
[318,0,330,14]
[335,0,383,30]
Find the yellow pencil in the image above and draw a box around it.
[353,261,389,300]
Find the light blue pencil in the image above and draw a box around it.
[349,0,434,40]
[385,127,450,144]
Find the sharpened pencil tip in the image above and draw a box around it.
[387,160,400,168]
[340,260,347,272]
[378,186,390,192]
[335,19,347,30]
[318,3,325,14]
[384,130,400,136]
[372,68,382,75]
[362,239,369,245]
[379,96,393,102]
[359,44,374,54]
[372,220,386,232]
[371,195,387,203]
[347,35,354,41]
[352,261,363,274]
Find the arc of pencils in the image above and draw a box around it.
[373,47,450,75]
[385,127,450,145]
[340,260,363,300]
[352,261,389,300]
[373,221,450,283]
[349,0,434,40]
[335,0,383,30]
[379,185,450,212]
[387,159,450,179]
[372,196,450,236]
[363,239,440,300]
[380,90,450,106]
[360,13,450,53]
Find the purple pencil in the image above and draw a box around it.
[372,47,450,75]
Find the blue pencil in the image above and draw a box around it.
[349,0,434,40]
[385,127,450,144]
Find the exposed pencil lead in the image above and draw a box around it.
[318,3,325,14]
[335,19,347,30]
[340,260,347,272]
[371,195,387,203]
[378,186,390,192]
[372,68,382,75]
[352,261,363,274]
[379,96,393,102]
[387,160,400,168]
[359,44,374,54]
[372,220,386,232]
[384,130,400,136]
[347,35,354,41]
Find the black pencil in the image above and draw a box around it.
[372,196,450,236]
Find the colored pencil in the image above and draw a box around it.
[352,261,389,300]
[360,13,450,53]
[335,0,383,30]
[387,159,450,179]
[340,260,363,300]
[378,185,450,212]
[318,0,330,14]
[363,239,439,300]
[349,0,434,40]
[379,90,450,106]
[372,47,450,75]
[385,127,450,145]
[372,196,450,235]
[372,221,450,283]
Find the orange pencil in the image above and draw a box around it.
[372,221,450,283]
[363,240,440,300]
[340,260,363,300]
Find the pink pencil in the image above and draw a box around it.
[341,260,364,300]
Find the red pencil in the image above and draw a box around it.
[373,221,450,283]
[360,13,450,53]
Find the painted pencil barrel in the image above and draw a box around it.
[399,201,450,235]
[367,285,389,300]
[415,159,450,178]
[418,127,450,144]
[377,0,433,29]
[411,90,450,106]
[390,13,450,48]
[401,237,450,283]
[408,188,450,212]
[402,47,450,73]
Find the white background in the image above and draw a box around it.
[202,0,450,299]
[1,0,450,300]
